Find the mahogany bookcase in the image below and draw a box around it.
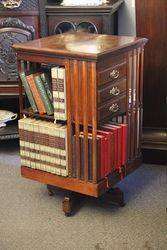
[13,33,147,216]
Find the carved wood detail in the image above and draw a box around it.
[0,17,35,82]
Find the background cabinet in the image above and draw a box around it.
[136,0,167,164]
[46,0,123,35]
[0,0,46,140]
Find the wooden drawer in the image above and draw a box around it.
[98,78,126,105]
[98,61,127,85]
[98,95,126,121]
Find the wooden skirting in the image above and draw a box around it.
[142,127,167,151]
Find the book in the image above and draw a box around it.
[26,73,46,115]
[108,123,122,171]
[40,72,53,102]
[57,67,67,121]
[110,122,128,166]
[51,66,60,120]
[34,74,54,115]
[101,124,118,171]
[19,72,38,113]
[51,66,67,121]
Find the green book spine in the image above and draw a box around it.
[34,74,54,115]
[40,73,53,102]
[19,72,38,113]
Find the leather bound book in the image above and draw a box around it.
[108,123,122,171]
[57,67,67,121]
[72,135,77,178]
[96,130,111,177]
[26,73,46,115]
[40,72,53,102]
[112,123,128,166]
[19,72,38,113]
[101,124,118,171]
[34,74,54,115]
[51,66,60,120]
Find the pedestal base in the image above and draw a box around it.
[47,185,125,216]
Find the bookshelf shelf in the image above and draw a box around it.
[21,107,54,121]
[13,32,147,216]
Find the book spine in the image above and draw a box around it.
[52,67,60,121]
[57,67,67,121]
[26,74,46,115]
[19,72,38,113]
[72,135,76,178]
[34,74,54,115]
[80,136,84,180]
[40,72,53,102]
[97,138,101,181]
[88,137,93,181]
[121,124,128,166]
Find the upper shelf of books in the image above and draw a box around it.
[19,64,66,122]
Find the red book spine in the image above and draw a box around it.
[100,135,106,178]
[120,124,128,165]
[101,125,118,171]
[97,130,111,177]
[110,125,122,170]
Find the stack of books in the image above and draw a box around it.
[20,72,54,115]
[18,117,68,176]
[72,122,128,181]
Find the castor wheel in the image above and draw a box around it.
[47,185,55,196]
[48,189,55,196]
[119,202,126,207]
[100,187,125,207]
[65,212,72,217]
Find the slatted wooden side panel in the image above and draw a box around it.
[65,59,73,177]
[127,47,144,162]
[139,47,145,155]
[66,59,97,183]
[127,51,133,161]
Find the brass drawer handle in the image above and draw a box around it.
[109,103,119,113]
[110,69,120,79]
[109,86,120,96]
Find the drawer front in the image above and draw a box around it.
[98,95,126,121]
[98,78,126,105]
[98,62,127,85]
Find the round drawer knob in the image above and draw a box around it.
[109,103,119,113]
[109,86,120,96]
[110,69,120,79]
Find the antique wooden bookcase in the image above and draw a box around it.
[13,33,147,216]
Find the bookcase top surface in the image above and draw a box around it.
[13,32,147,60]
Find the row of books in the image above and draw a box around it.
[18,117,68,177]
[72,122,128,181]
[20,72,53,115]
[19,66,67,121]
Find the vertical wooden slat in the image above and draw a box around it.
[73,60,81,179]
[17,59,23,117]
[82,61,89,182]
[90,62,97,184]
[65,59,73,177]
[131,49,136,160]
[133,49,137,158]
[127,52,132,161]
[135,48,141,156]
[139,47,145,154]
